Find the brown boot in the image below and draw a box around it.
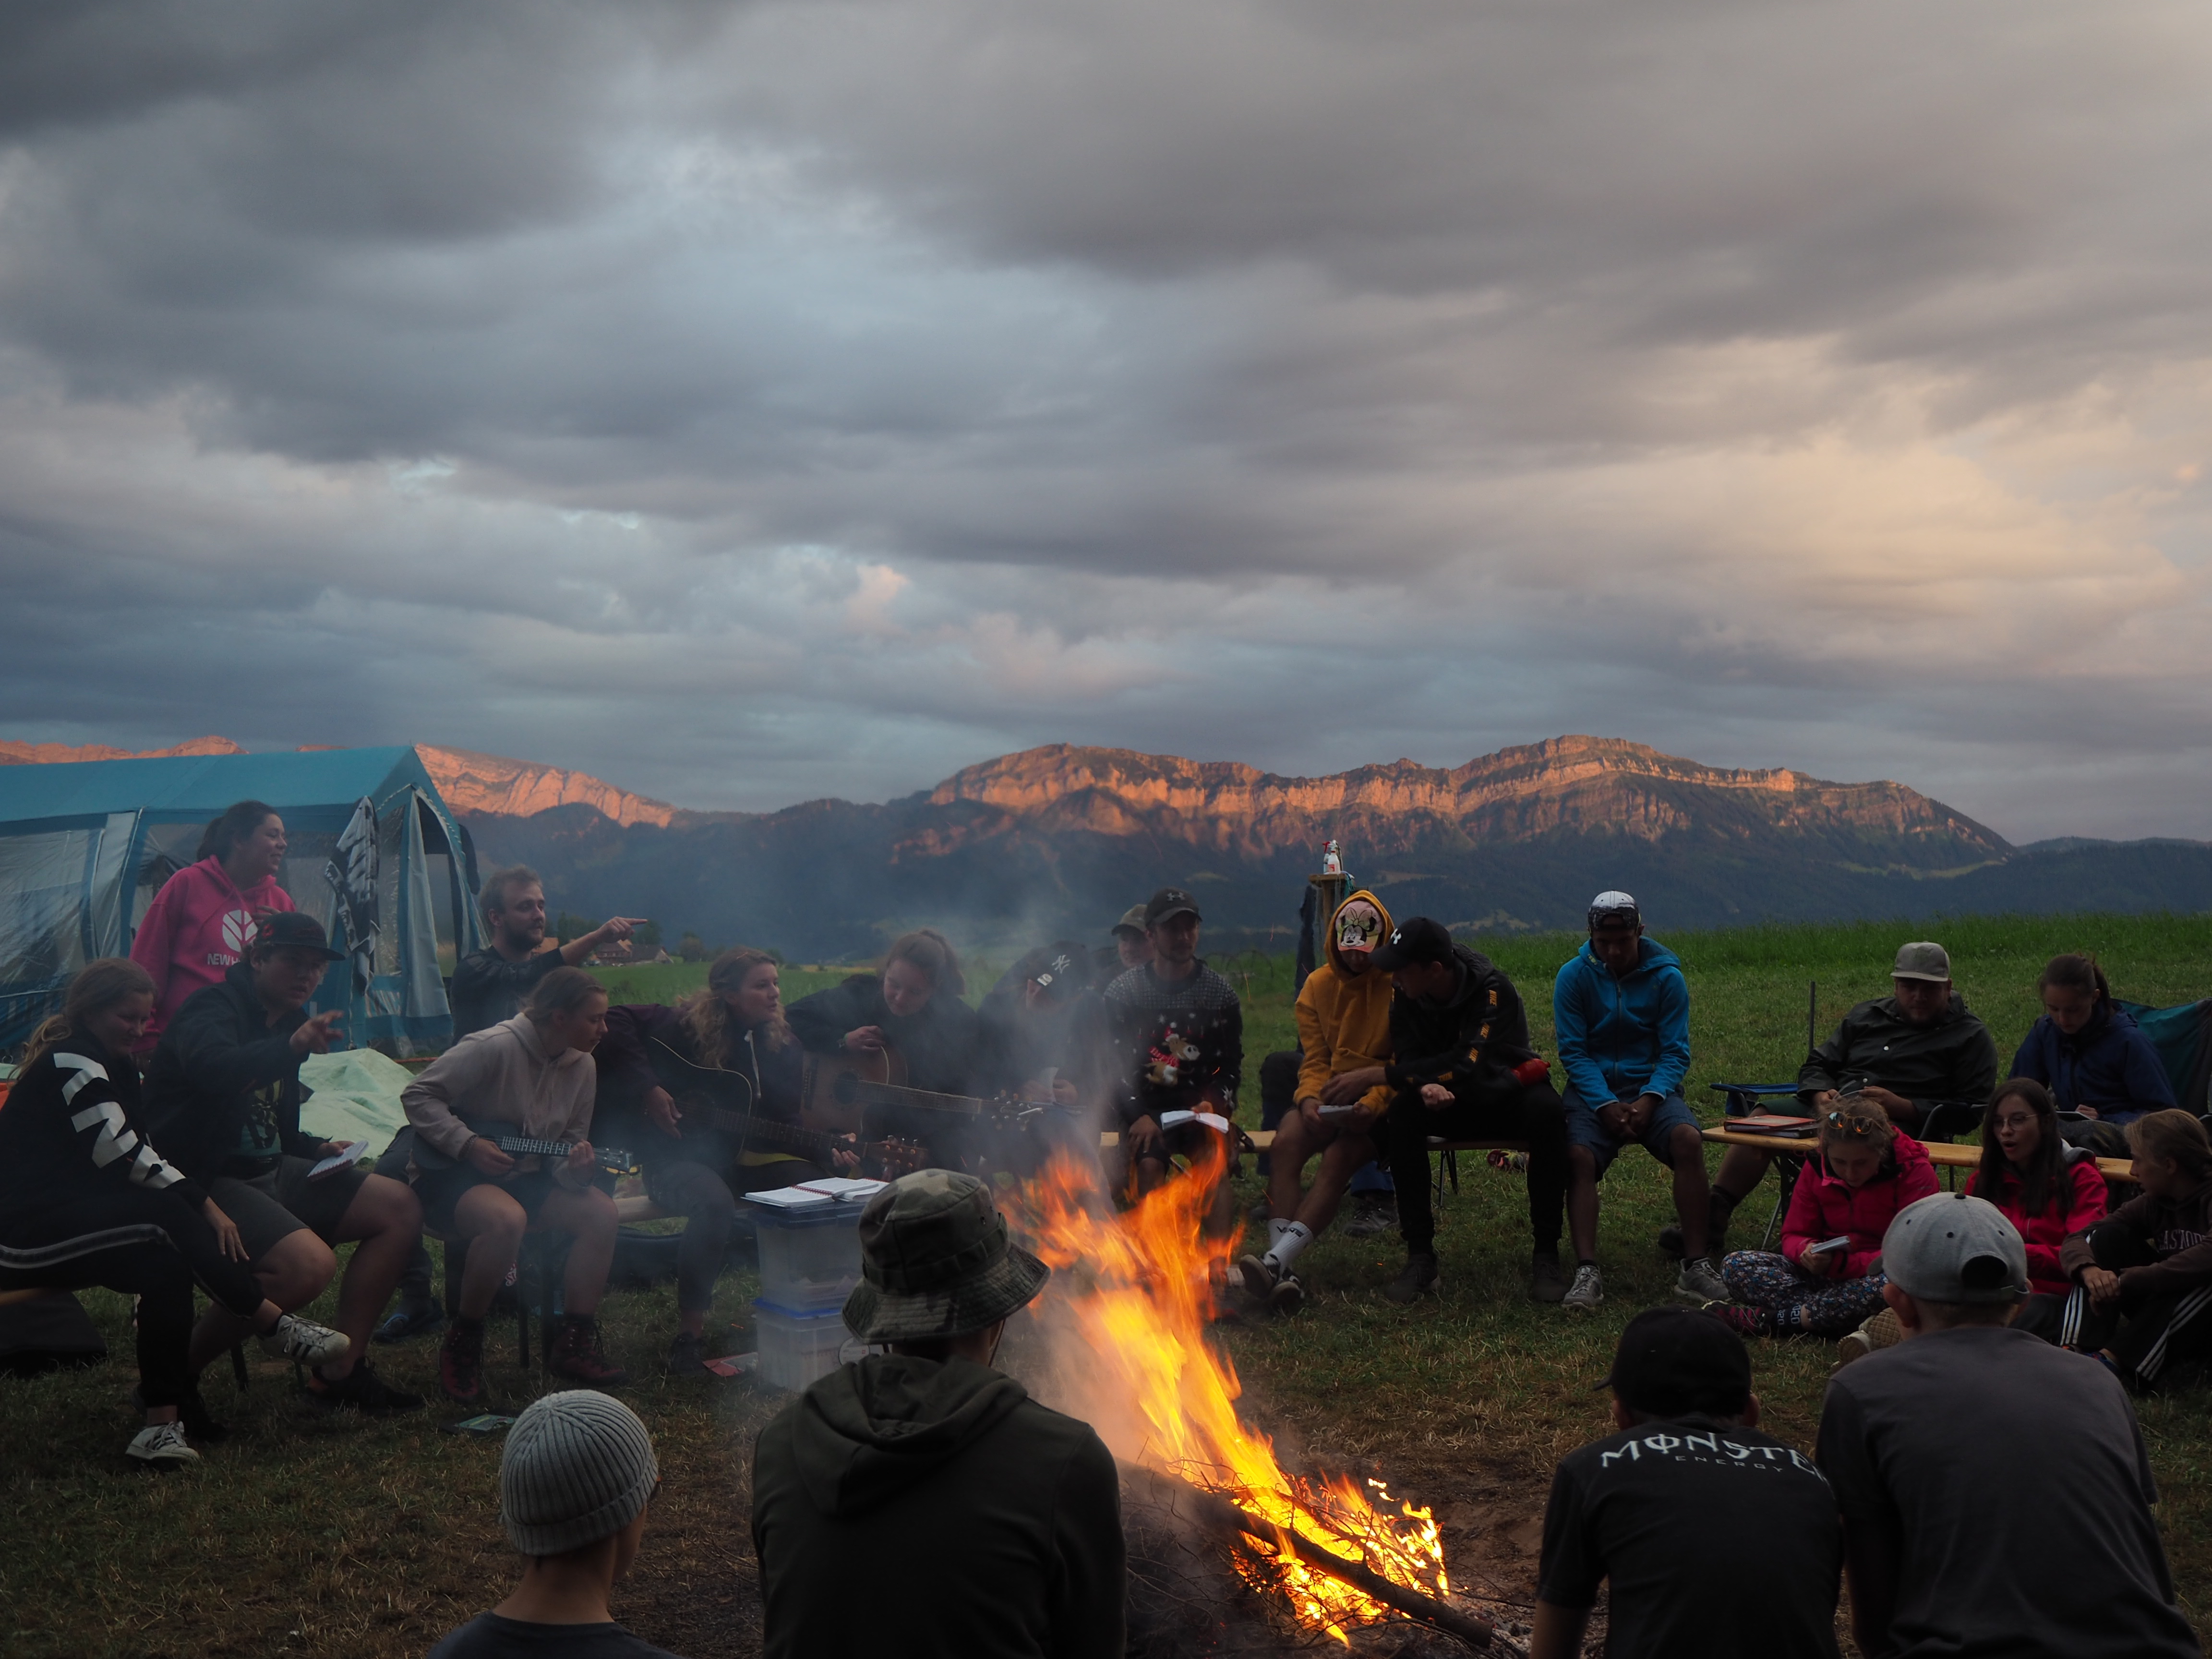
[547,1315,631,1390]
[438,1316,486,1405]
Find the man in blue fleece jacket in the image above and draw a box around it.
[1554,892,1723,1310]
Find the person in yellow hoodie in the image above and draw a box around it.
[1238,890,1396,1312]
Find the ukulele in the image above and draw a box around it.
[411,1122,634,1175]
[648,1040,926,1177]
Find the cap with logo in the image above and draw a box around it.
[1587,890,1641,931]
[1111,904,1150,939]
[1024,943,1090,1005]
[1881,1192,2029,1305]
[254,910,345,962]
[1595,1306,1753,1419]
[1891,941,1952,983]
[1144,887,1202,928]
[1368,916,1457,972]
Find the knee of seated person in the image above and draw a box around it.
[1567,1143,1598,1174]
[461,1188,528,1243]
[264,1231,338,1298]
[364,1173,422,1228]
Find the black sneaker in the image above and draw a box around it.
[373,1297,445,1344]
[1342,1196,1396,1239]
[666,1331,709,1378]
[1269,1274,1306,1315]
[1529,1252,1569,1303]
[1383,1253,1441,1305]
[305,1359,425,1415]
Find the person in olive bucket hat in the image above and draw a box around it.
[750,1170,1126,1659]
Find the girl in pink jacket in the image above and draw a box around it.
[1712,1096,1938,1337]
[129,799,296,1041]
[1966,1078,2107,1297]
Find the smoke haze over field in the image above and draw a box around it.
[3,2,2211,841]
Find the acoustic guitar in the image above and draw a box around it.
[648,1040,926,1177]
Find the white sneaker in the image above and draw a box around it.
[1563,1264,1604,1311]
[262,1313,351,1369]
[128,1421,201,1468]
[1676,1256,1730,1304]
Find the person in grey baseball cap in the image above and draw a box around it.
[1815,1192,2199,1659]
[427,1390,684,1658]
[1703,938,1998,1265]
[751,1170,1124,1659]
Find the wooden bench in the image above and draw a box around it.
[1700,1126,2137,1183]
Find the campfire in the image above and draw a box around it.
[1010,1140,1499,1652]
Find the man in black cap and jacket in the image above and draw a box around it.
[1369,917,1571,1305]
[750,1169,1125,1659]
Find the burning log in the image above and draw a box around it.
[1122,1462,1502,1654]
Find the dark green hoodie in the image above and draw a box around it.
[751,1355,1126,1659]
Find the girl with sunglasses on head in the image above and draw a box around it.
[1708,1095,1937,1339]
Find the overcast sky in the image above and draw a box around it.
[3,1,2208,841]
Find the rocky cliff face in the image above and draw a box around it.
[415,746,676,828]
[0,735,246,765]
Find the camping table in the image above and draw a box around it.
[1700,1126,2136,1184]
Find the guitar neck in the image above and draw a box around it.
[845,1079,986,1117]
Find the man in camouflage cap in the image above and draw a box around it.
[750,1170,1125,1659]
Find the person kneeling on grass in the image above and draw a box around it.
[1710,1097,1936,1339]
[1816,1192,2199,1659]
[1239,889,1397,1313]
[427,1390,684,1659]
[1552,890,1723,1312]
[0,959,349,1467]
[1531,1306,1841,1659]
[2043,1109,2212,1392]
[144,911,424,1416]
[404,968,628,1403]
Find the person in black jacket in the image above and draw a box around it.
[143,912,425,1413]
[597,947,826,1376]
[0,960,350,1465]
[1369,918,1571,1306]
[449,866,648,1043]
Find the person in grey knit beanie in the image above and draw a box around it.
[427,1392,686,1659]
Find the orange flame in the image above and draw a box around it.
[1011,1138,1449,1641]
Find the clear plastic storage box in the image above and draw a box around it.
[742,1188,869,1311]
[752,1299,864,1392]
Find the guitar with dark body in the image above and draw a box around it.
[647,1040,928,1178]
[798,1046,1058,1176]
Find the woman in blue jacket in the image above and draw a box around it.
[2011,955,2175,1126]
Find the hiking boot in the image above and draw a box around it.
[439,1317,488,1405]
[260,1313,350,1369]
[1563,1264,1604,1311]
[1529,1252,1569,1303]
[1675,1256,1729,1304]
[547,1316,631,1390]
[304,1359,425,1415]
[1342,1195,1396,1239]
[1236,1254,1280,1300]
[1269,1274,1306,1316]
[666,1330,709,1378]
[373,1297,445,1345]
[127,1421,200,1470]
[1383,1253,1440,1305]
[1705,1300,1774,1339]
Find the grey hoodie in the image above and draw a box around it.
[752,1355,1125,1659]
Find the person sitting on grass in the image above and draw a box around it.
[427,1390,684,1659]
[404,967,628,1403]
[1710,1096,1936,1339]
[144,911,425,1415]
[2048,1109,2212,1393]
[1238,890,1396,1313]
[1957,1078,2107,1333]
[1552,890,1722,1312]
[1699,940,1996,1259]
[751,1169,1125,1659]
[0,959,349,1467]
[1531,1306,1840,1659]
[1368,917,1572,1306]
[1817,1192,2200,1659]
[2011,954,2176,1138]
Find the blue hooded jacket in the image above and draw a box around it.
[2010,1003,2175,1124]
[1553,937,1692,1106]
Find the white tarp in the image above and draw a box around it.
[298,1047,415,1147]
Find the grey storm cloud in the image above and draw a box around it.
[1,0,2209,839]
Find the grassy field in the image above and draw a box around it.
[2,914,2207,1656]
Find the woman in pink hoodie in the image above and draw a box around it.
[1710,1096,1937,1337]
[130,799,297,1040]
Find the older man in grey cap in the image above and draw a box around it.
[1693,940,1999,1261]
[751,1169,1126,1659]
[1815,1193,2199,1659]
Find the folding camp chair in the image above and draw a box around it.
[1708,1082,1807,1249]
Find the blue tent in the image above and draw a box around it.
[0,747,482,1052]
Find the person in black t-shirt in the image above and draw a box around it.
[427,1390,685,1659]
[1534,1306,1841,1659]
